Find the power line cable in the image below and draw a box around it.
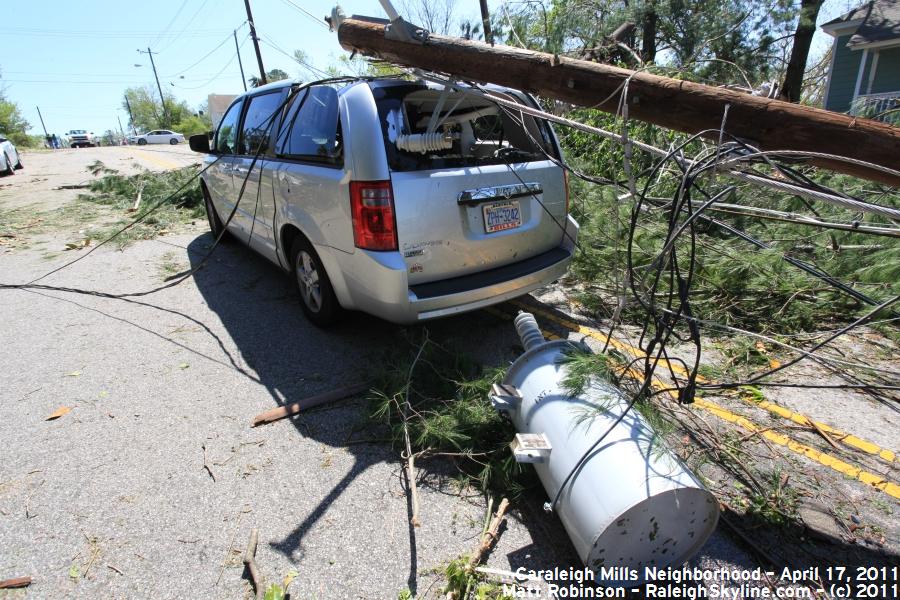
[259,36,331,78]
[163,24,245,77]
[0,27,229,38]
[170,36,249,90]
[156,0,214,53]
[150,0,190,48]
[277,0,330,29]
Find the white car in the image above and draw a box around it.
[1,134,23,175]
[128,130,185,145]
[66,129,97,148]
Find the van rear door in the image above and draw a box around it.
[373,84,568,285]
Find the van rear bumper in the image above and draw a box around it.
[334,215,578,324]
[409,245,572,321]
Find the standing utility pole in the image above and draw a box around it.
[234,29,248,91]
[244,0,267,85]
[137,47,169,126]
[124,95,137,135]
[478,0,493,45]
[35,106,50,138]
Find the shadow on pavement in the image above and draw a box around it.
[186,233,577,595]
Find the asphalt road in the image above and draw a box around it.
[1,146,893,599]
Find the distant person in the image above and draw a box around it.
[45,135,53,148]
[51,134,60,149]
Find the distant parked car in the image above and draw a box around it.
[66,129,97,148]
[0,134,23,175]
[128,130,185,145]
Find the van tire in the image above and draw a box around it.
[202,184,229,241]
[290,237,340,327]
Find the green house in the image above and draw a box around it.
[821,0,899,122]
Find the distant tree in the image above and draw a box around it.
[171,114,212,137]
[325,52,405,78]
[122,85,197,131]
[504,0,798,86]
[0,90,32,147]
[248,69,290,88]
[400,0,456,35]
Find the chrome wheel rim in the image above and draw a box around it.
[295,250,322,312]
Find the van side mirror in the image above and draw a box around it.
[189,133,212,154]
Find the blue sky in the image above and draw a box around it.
[0,0,851,138]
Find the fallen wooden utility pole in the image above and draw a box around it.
[337,18,900,186]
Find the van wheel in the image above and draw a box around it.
[3,155,14,176]
[291,238,340,327]
[202,185,228,240]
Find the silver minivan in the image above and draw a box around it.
[191,78,578,325]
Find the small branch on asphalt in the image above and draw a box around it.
[407,452,422,527]
[202,443,216,482]
[250,382,370,427]
[402,332,429,527]
[808,419,840,450]
[128,185,144,213]
[467,498,510,571]
[243,528,264,600]
[0,576,32,589]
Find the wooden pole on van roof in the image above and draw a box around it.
[336,17,900,186]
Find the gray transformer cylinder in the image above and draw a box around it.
[500,313,719,586]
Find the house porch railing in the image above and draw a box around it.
[850,91,900,124]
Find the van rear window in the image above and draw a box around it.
[371,84,558,172]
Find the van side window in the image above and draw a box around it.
[215,100,243,154]
[238,92,284,155]
[276,86,342,164]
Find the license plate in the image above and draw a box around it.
[482,201,521,233]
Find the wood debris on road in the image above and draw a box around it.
[250,382,370,427]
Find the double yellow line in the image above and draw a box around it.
[492,299,899,499]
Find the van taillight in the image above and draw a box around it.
[563,169,570,215]
[350,180,397,251]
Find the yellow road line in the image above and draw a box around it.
[132,149,182,170]
[695,397,900,499]
[743,396,895,463]
[509,298,896,465]
[493,301,900,499]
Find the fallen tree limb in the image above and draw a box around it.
[250,382,370,427]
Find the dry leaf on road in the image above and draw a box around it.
[46,406,72,420]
